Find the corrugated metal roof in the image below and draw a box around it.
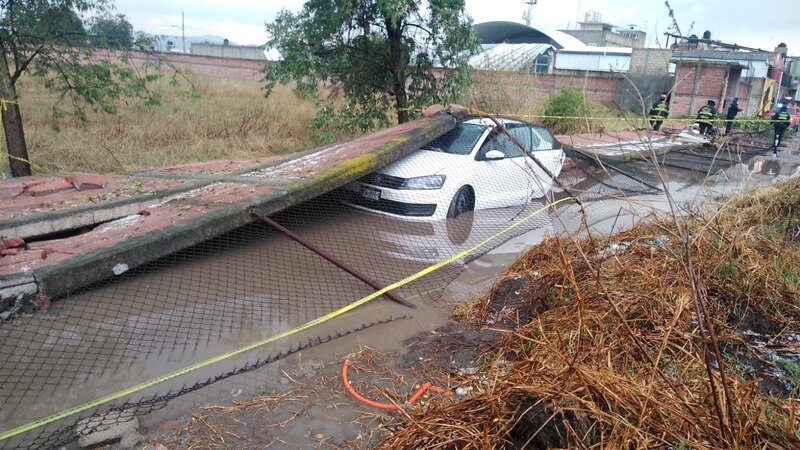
[554,51,631,72]
[468,43,554,71]
[559,47,633,55]
[538,29,589,49]
[474,21,586,50]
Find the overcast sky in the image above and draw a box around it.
[116,0,799,55]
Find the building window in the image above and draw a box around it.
[532,54,551,74]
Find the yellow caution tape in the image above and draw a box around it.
[401,105,787,124]
[2,153,45,172]
[0,196,577,442]
[0,98,18,124]
[0,98,45,173]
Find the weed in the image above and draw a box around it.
[776,358,800,391]
[541,88,604,135]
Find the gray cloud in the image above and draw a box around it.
[115,0,798,54]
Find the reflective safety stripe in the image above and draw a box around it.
[697,107,714,124]
[650,103,669,119]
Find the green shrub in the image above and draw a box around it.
[541,88,603,135]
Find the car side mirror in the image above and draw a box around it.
[484,150,505,161]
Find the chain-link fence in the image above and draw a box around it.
[1,119,744,449]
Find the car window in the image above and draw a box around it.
[508,125,534,153]
[530,126,556,151]
[422,123,485,155]
[476,131,524,159]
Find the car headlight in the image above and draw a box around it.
[400,175,446,190]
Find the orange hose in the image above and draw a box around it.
[341,359,452,411]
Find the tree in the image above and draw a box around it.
[88,13,134,49]
[0,1,159,177]
[264,0,479,134]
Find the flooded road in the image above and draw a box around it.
[0,151,772,447]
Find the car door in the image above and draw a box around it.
[525,126,565,198]
[471,128,531,210]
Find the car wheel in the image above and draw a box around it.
[447,186,474,219]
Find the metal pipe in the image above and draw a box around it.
[252,211,416,309]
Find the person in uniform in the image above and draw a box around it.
[725,98,741,135]
[649,92,670,131]
[772,104,791,157]
[696,100,716,136]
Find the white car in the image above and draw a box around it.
[344,117,566,220]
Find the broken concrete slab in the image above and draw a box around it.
[0,109,464,312]
[0,176,202,239]
[0,237,25,250]
[0,275,39,320]
[26,177,74,197]
[70,173,116,191]
[557,130,703,162]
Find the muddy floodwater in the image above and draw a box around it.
[0,151,774,447]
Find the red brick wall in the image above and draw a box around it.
[110,52,630,108]
[469,70,625,109]
[671,62,768,117]
[104,50,266,80]
[672,64,729,116]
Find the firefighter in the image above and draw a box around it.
[696,100,716,136]
[725,98,741,135]
[772,104,791,157]
[649,92,670,131]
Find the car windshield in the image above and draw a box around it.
[421,123,485,155]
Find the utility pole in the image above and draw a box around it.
[522,0,537,26]
[181,11,186,53]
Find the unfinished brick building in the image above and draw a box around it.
[670,50,785,117]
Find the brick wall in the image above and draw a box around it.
[469,70,625,109]
[122,50,266,80]
[115,51,636,111]
[672,63,727,116]
[671,61,768,117]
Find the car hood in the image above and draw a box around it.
[379,149,468,178]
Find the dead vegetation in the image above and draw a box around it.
[2,74,344,175]
[377,178,800,449]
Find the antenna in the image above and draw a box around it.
[522,0,538,26]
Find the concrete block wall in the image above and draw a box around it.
[630,49,672,75]
[191,44,267,61]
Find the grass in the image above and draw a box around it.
[1,70,648,177]
[1,73,339,175]
[378,178,800,449]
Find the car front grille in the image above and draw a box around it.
[363,173,406,189]
[343,191,437,217]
